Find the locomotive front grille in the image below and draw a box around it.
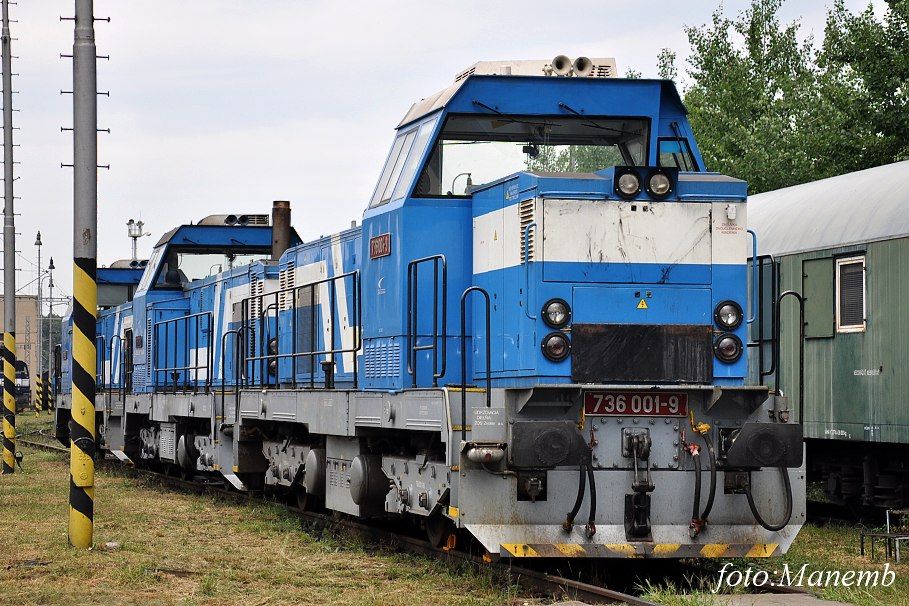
[571,324,713,384]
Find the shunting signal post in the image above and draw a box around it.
[67,0,100,548]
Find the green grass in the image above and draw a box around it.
[0,419,523,606]
[640,524,909,605]
[9,415,907,605]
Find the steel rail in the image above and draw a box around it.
[19,436,815,604]
[19,436,653,605]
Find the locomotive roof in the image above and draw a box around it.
[154,223,299,249]
[398,72,686,129]
[749,160,909,257]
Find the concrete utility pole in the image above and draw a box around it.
[68,0,98,548]
[1,0,17,475]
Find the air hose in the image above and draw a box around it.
[563,464,587,532]
[585,464,597,538]
[745,467,793,532]
[690,447,702,523]
[700,432,717,520]
[686,412,717,537]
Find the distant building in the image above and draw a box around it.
[0,294,41,403]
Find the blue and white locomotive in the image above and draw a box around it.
[57,57,805,559]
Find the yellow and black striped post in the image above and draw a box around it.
[34,374,43,415]
[69,258,97,548]
[68,0,100,548]
[1,333,15,474]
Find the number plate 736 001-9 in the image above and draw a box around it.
[583,391,688,416]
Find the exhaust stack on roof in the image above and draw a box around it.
[271,200,291,260]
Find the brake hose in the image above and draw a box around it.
[690,448,702,523]
[585,464,597,538]
[745,467,793,532]
[700,432,717,520]
[563,464,587,532]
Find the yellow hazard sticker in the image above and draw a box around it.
[637,299,648,309]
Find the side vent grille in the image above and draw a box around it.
[454,66,476,82]
[248,275,263,320]
[279,262,296,311]
[589,63,615,77]
[245,214,269,225]
[248,275,263,354]
[519,199,535,262]
[146,317,152,368]
[364,341,401,378]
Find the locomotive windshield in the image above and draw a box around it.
[414,114,648,197]
[137,245,271,291]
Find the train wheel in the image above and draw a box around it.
[425,509,455,549]
[294,483,322,512]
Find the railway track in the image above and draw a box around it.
[18,435,655,605]
[19,435,817,605]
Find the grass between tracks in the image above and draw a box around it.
[7,416,909,606]
[639,519,909,606]
[1,416,525,606]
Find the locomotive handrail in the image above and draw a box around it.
[219,327,245,427]
[406,255,447,388]
[241,270,361,390]
[746,254,778,379]
[774,290,805,426]
[522,222,537,321]
[95,334,105,389]
[107,334,125,411]
[747,229,758,325]
[151,311,214,394]
[53,343,61,394]
[459,286,491,443]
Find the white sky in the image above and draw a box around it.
[1,0,881,301]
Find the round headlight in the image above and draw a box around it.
[542,298,571,328]
[268,359,278,375]
[647,171,672,198]
[714,333,743,363]
[268,337,279,354]
[541,332,571,362]
[617,172,641,198]
[714,301,743,329]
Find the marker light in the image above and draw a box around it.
[714,301,743,329]
[542,298,571,328]
[541,332,571,362]
[714,333,743,363]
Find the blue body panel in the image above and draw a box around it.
[67,72,757,401]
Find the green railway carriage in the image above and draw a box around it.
[748,160,909,509]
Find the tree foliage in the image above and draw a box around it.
[680,0,909,193]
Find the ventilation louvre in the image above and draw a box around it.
[279,262,296,311]
[838,261,864,327]
[519,199,535,262]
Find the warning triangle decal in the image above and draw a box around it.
[637,299,649,309]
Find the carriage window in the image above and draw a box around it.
[836,256,865,332]
[414,114,649,197]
